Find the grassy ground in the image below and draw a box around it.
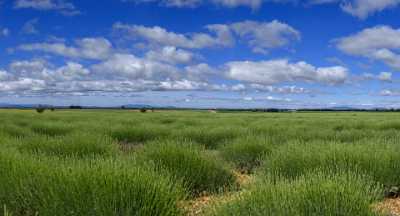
[0,109,400,215]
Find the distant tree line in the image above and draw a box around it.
[30,105,400,113]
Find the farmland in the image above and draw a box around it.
[1,109,400,215]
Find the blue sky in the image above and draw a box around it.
[0,0,400,108]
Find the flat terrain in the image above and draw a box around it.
[1,109,400,215]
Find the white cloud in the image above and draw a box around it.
[315,66,348,84]
[336,26,400,70]
[131,0,399,18]
[0,78,46,93]
[55,62,90,81]
[0,57,318,96]
[21,18,39,35]
[130,0,201,7]
[359,72,392,82]
[113,20,298,53]
[18,37,113,60]
[14,0,80,16]
[92,53,178,80]
[266,95,292,102]
[113,22,233,49]
[8,59,91,83]
[131,0,261,8]
[380,89,400,96]
[249,84,310,94]
[378,72,392,82]
[308,0,339,4]
[211,0,262,9]
[158,79,210,90]
[145,46,195,64]
[308,0,400,19]
[132,0,294,9]
[0,70,11,81]
[341,0,400,19]
[229,20,300,54]
[225,59,348,85]
[184,63,218,81]
[9,59,52,81]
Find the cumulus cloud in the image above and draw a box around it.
[114,20,298,53]
[145,46,195,64]
[113,22,234,49]
[8,59,91,83]
[336,26,400,70]
[184,63,219,81]
[378,72,392,82]
[249,84,310,94]
[0,70,12,81]
[359,72,393,82]
[92,53,179,80]
[9,59,53,81]
[211,0,262,9]
[158,79,211,90]
[18,37,113,60]
[127,0,202,7]
[131,0,399,18]
[229,20,300,53]
[0,78,46,93]
[14,0,80,16]
[55,62,90,81]
[341,0,400,19]
[308,0,400,19]
[225,59,348,85]
[131,0,262,8]
[266,95,292,102]
[380,89,400,96]
[0,56,326,96]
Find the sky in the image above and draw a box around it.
[0,0,400,108]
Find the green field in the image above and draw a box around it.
[1,109,400,215]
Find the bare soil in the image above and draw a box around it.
[375,198,400,216]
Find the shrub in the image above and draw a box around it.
[264,141,400,187]
[36,107,46,113]
[110,125,169,144]
[0,150,185,216]
[141,141,236,196]
[0,124,32,138]
[30,122,72,137]
[220,136,271,173]
[178,127,239,149]
[16,132,119,157]
[211,171,383,216]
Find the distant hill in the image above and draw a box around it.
[122,104,154,109]
[0,103,54,108]
[329,106,356,111]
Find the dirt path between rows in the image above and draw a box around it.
[183,171,253,216]
[183,170,400,216]
[375,198,400,216]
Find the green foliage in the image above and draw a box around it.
[0,150,184,216]
[30,122,73,137]
[16,132,119,157]
[0,110,400,215]
[110,124,169,144]
[36,107,46,114]
[211,171,383,216]
[141,141,236,196]
[264,141,400,187]
[178,127,240,149]
[220,136,271,173]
